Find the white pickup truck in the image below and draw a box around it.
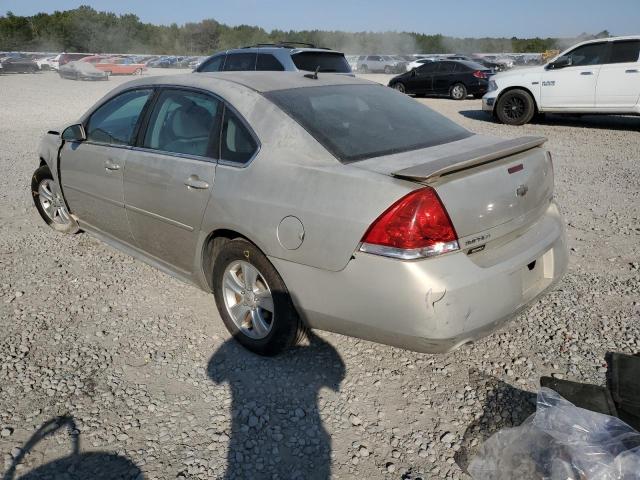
[483,36,640,125]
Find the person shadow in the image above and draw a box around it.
[3,416,143,480]
[454,370,537,474]
[207,331,345,480]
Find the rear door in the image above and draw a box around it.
[60,88,153,244]
[433,62,455,94]
[124,88,222,273]
[541,42,607,109]
[596,40,640,108]
[223,53,257,71]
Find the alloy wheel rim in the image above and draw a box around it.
[38,179,72,225]
[452,85,464,99]
[395,83,405,93]
[222,260,274,340]
[503,96,526,119]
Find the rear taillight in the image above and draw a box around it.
[473,70,488,79]
[359,187,459,260]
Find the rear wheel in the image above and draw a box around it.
[31,166,79,234]
[450,83,467,100]
[393,82,406,94]
[134,68,142,75]
[212,239,304,356]
[496,89,535,125]
[384,65,392,74]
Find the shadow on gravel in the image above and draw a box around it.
[454,371,536,474]
[3,416,143,480]
[459,109,640,131]
[207,331,345,480]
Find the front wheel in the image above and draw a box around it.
[384,65,392,74]
[31,166,80,234]
[134,68,142,75]
[393,82,406,94]
[450,83,468,100]
[212,239,304,356]
[495,89,536,125]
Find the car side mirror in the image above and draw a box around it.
[548,56,571,69]
[62,124,86,142]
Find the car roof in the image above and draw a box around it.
[214,46,343,55]
[120,71,373,94]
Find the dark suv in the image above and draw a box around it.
[195,43,352,74]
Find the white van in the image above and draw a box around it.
[483,36,640,125]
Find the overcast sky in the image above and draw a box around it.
[3,0,638,38]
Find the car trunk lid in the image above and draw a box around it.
[354,134,553,246]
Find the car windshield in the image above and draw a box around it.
[265,84,472,163]
[290,52,351,73]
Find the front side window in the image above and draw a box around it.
[220,108,258,164]
[256,53,285,71]
[143,89,221,157]
[199,54,226,72]
[223,53,257,71]
[607,40,640,64]
[266,84,471,163]
[86,89,152,145]
[564,43,607,66]
[291,52,351,73]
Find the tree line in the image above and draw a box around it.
[0,6,611,55]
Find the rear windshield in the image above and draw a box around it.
[265,84,472,163]
[291,52,351,73]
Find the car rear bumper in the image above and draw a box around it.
[482,91,498,112]
[271,201,568,353]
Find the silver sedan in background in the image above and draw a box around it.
[34,72,567,355]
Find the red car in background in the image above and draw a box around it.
[80,56,146,75]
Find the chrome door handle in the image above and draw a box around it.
[104,159,120,171]
[184,175,209,190]
[625,69,639,73]
[580,71,593,75]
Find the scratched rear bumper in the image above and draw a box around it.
[270,202,568,354]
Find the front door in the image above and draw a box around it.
[596,40,640,109]
[60,88,153,243]
[540,42,607,109]
[124,88,222,273]
[408,63,436,94]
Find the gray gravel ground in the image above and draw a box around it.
[1,69,639,479]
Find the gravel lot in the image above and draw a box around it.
[1,69,639,479]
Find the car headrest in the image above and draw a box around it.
[171,103,212,139]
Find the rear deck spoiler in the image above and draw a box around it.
[391,136,547,183]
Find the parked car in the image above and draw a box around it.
[357,55,406,73]
[389,60,492,99]
[82,56,146,75]
[57,52,93,66]
[0,56,39,73]
[483,36,640,125]
[58,61,109,81]
[34,72,567,356]
[35,56,58,70]
[196,43,351,74]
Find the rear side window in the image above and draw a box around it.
[199,54,226,72]
[437,62,455,73]
[607,40,640,64]
[220,108,258,164]
[223,53,257,71]
[291,52,351,73]
[143,90,221,157]
[256,53,285,71]
[86,89,152,145]
[564,42,607,66]
[266,84,471,163]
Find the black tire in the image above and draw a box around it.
[31,166,80,234]
[392,82,406,94]
[495,89,536,125]
[361,65,368,73]
[212,239,303,356]
[450,82,468,100]
[384,65,392,74]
